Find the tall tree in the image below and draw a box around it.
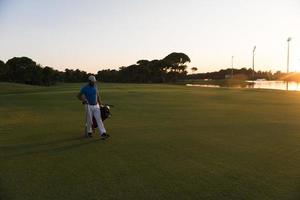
[163,52,191,81]
[6,57,42,84]
[163,52,191,72]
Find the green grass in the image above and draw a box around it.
[0,82,300,200]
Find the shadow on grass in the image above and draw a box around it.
[1,135,106,160]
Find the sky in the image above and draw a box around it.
[0,0,300,73]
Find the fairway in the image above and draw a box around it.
[0,83,300,200]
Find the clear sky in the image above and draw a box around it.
[0,0,300,73]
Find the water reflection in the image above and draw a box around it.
[246,81,300,91]
[186,81,300,91]
[186,84,220,88]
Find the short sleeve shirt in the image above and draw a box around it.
[80,84,98,105]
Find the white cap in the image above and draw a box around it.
[88,75,97,82]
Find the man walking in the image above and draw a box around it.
[77,75,109,139]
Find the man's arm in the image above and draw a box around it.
[77,92,87,104]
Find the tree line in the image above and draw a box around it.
[0,52,191,86]
[0,53,295,86]
[96,52,190,83]
[187,68,287,81]
[0,57,93,86]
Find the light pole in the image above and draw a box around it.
[252,46,256,80]
[287,37,292,73]
[231,56,234,77]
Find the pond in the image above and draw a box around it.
[186,81,300,91]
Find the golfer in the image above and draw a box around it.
[77,75,109,139]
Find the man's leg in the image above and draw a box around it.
[85,105,93,136]
[92,105,107,135]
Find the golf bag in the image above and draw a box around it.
[84,104,112,135]
[92,105,111,128]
